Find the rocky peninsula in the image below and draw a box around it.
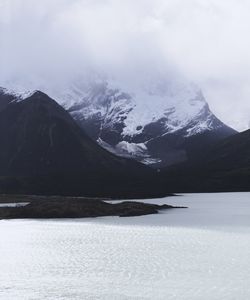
[0,196,185,219]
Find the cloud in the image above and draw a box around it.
[0,0,250,130]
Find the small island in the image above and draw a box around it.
[0,195,186,219]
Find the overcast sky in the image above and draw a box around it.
[1,0,250,131]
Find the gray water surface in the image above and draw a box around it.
[1,192,250,300]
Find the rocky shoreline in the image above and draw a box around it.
[0,197,186,219]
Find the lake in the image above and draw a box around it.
[1,192,250,300]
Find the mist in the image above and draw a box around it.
[1,0,250,131]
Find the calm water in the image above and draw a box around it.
[1,193,250,300]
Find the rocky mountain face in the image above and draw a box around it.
[1,76,236,168]
[0,88,17,112]
[64,80,236,167]
[0,89,161,198]
[0,86,248,194]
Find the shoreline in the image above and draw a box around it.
[0,197,186,220]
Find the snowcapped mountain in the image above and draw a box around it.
[0,89,159,197]
[0,75,235,167]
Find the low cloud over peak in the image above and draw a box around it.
[1,0,250,131]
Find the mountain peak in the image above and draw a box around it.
[0,75,236,167]
[24,90,60,106]
[0,90,156,197]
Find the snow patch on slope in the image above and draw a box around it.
[98,138,161,164]
[0,86,34,100]
[116,141,147,156]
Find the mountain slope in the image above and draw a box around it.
[0,88,17,112]
[161,130,250,192]
[59,79,236,167]
[0,90,161,197]
[1,77,236,167]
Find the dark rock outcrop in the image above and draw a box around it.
[0,198,184,219]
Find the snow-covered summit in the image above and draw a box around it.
[0,74,234,167]
[55,76,233,166]
[0,86,35,101]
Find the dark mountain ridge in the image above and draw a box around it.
[0,87,248,196]
[161,129,250,192]
[0,90,164,198]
